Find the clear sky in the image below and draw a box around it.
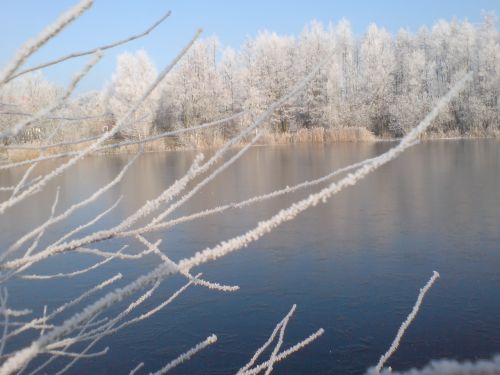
[1,0,498,92]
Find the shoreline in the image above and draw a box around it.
[1,127,498,163]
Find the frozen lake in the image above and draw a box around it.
[1,139,499,374]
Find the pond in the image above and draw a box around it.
[0,139,499,374]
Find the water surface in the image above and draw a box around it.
[0,140,499,374]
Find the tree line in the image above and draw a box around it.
[1,15,498,144]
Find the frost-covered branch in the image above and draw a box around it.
[2,274,121,343]
[0,111,244,171]
[0,290,9,357]
[51,196,123,247]
[238,304,296,374]
[131,147,398,238]
[243,329,325,375]
[372,271,440,374]
[5,10,172,83]
[3,111,243,154]
[0,52,102,140]
[0,28,201,214]
[176,73,472,274]
[46,273,197,350]
[20,246,126,280]
[135,235,239,292]
[129,362,144,375]
[2,149,140,264]
[1,54,329,267]
[148,131,262,226]
[0,0,93,85]
[150,334,217,375]
[9,164,36,199]
[0,73,472,375]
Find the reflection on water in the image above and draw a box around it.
[0,140,499,374]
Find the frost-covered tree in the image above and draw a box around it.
[295,20,334,128]
[158,37,225,130]
[359,24,396,135]
[217,47,244,137]
[326,18,361,128]
[7,15,497,145]
[121,16,499,141]
[389,29,429,135]
[0,71,60,142]
[241,32,297,132]
[108,50,159,139]
[67,90,112,138]
[472,12,500,133]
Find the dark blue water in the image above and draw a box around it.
[0,140,499,374]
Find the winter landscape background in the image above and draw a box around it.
[0,1,498,374]
[1,13,498,151]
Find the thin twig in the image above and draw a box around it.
[6,10,172,83]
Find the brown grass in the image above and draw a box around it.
[420,127,500,140]
[4,140,97,162]
[4,126,498,163]
[261,127,376,144]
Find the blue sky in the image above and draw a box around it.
[1,0,498,92]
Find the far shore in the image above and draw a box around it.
[1,126,498,163]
